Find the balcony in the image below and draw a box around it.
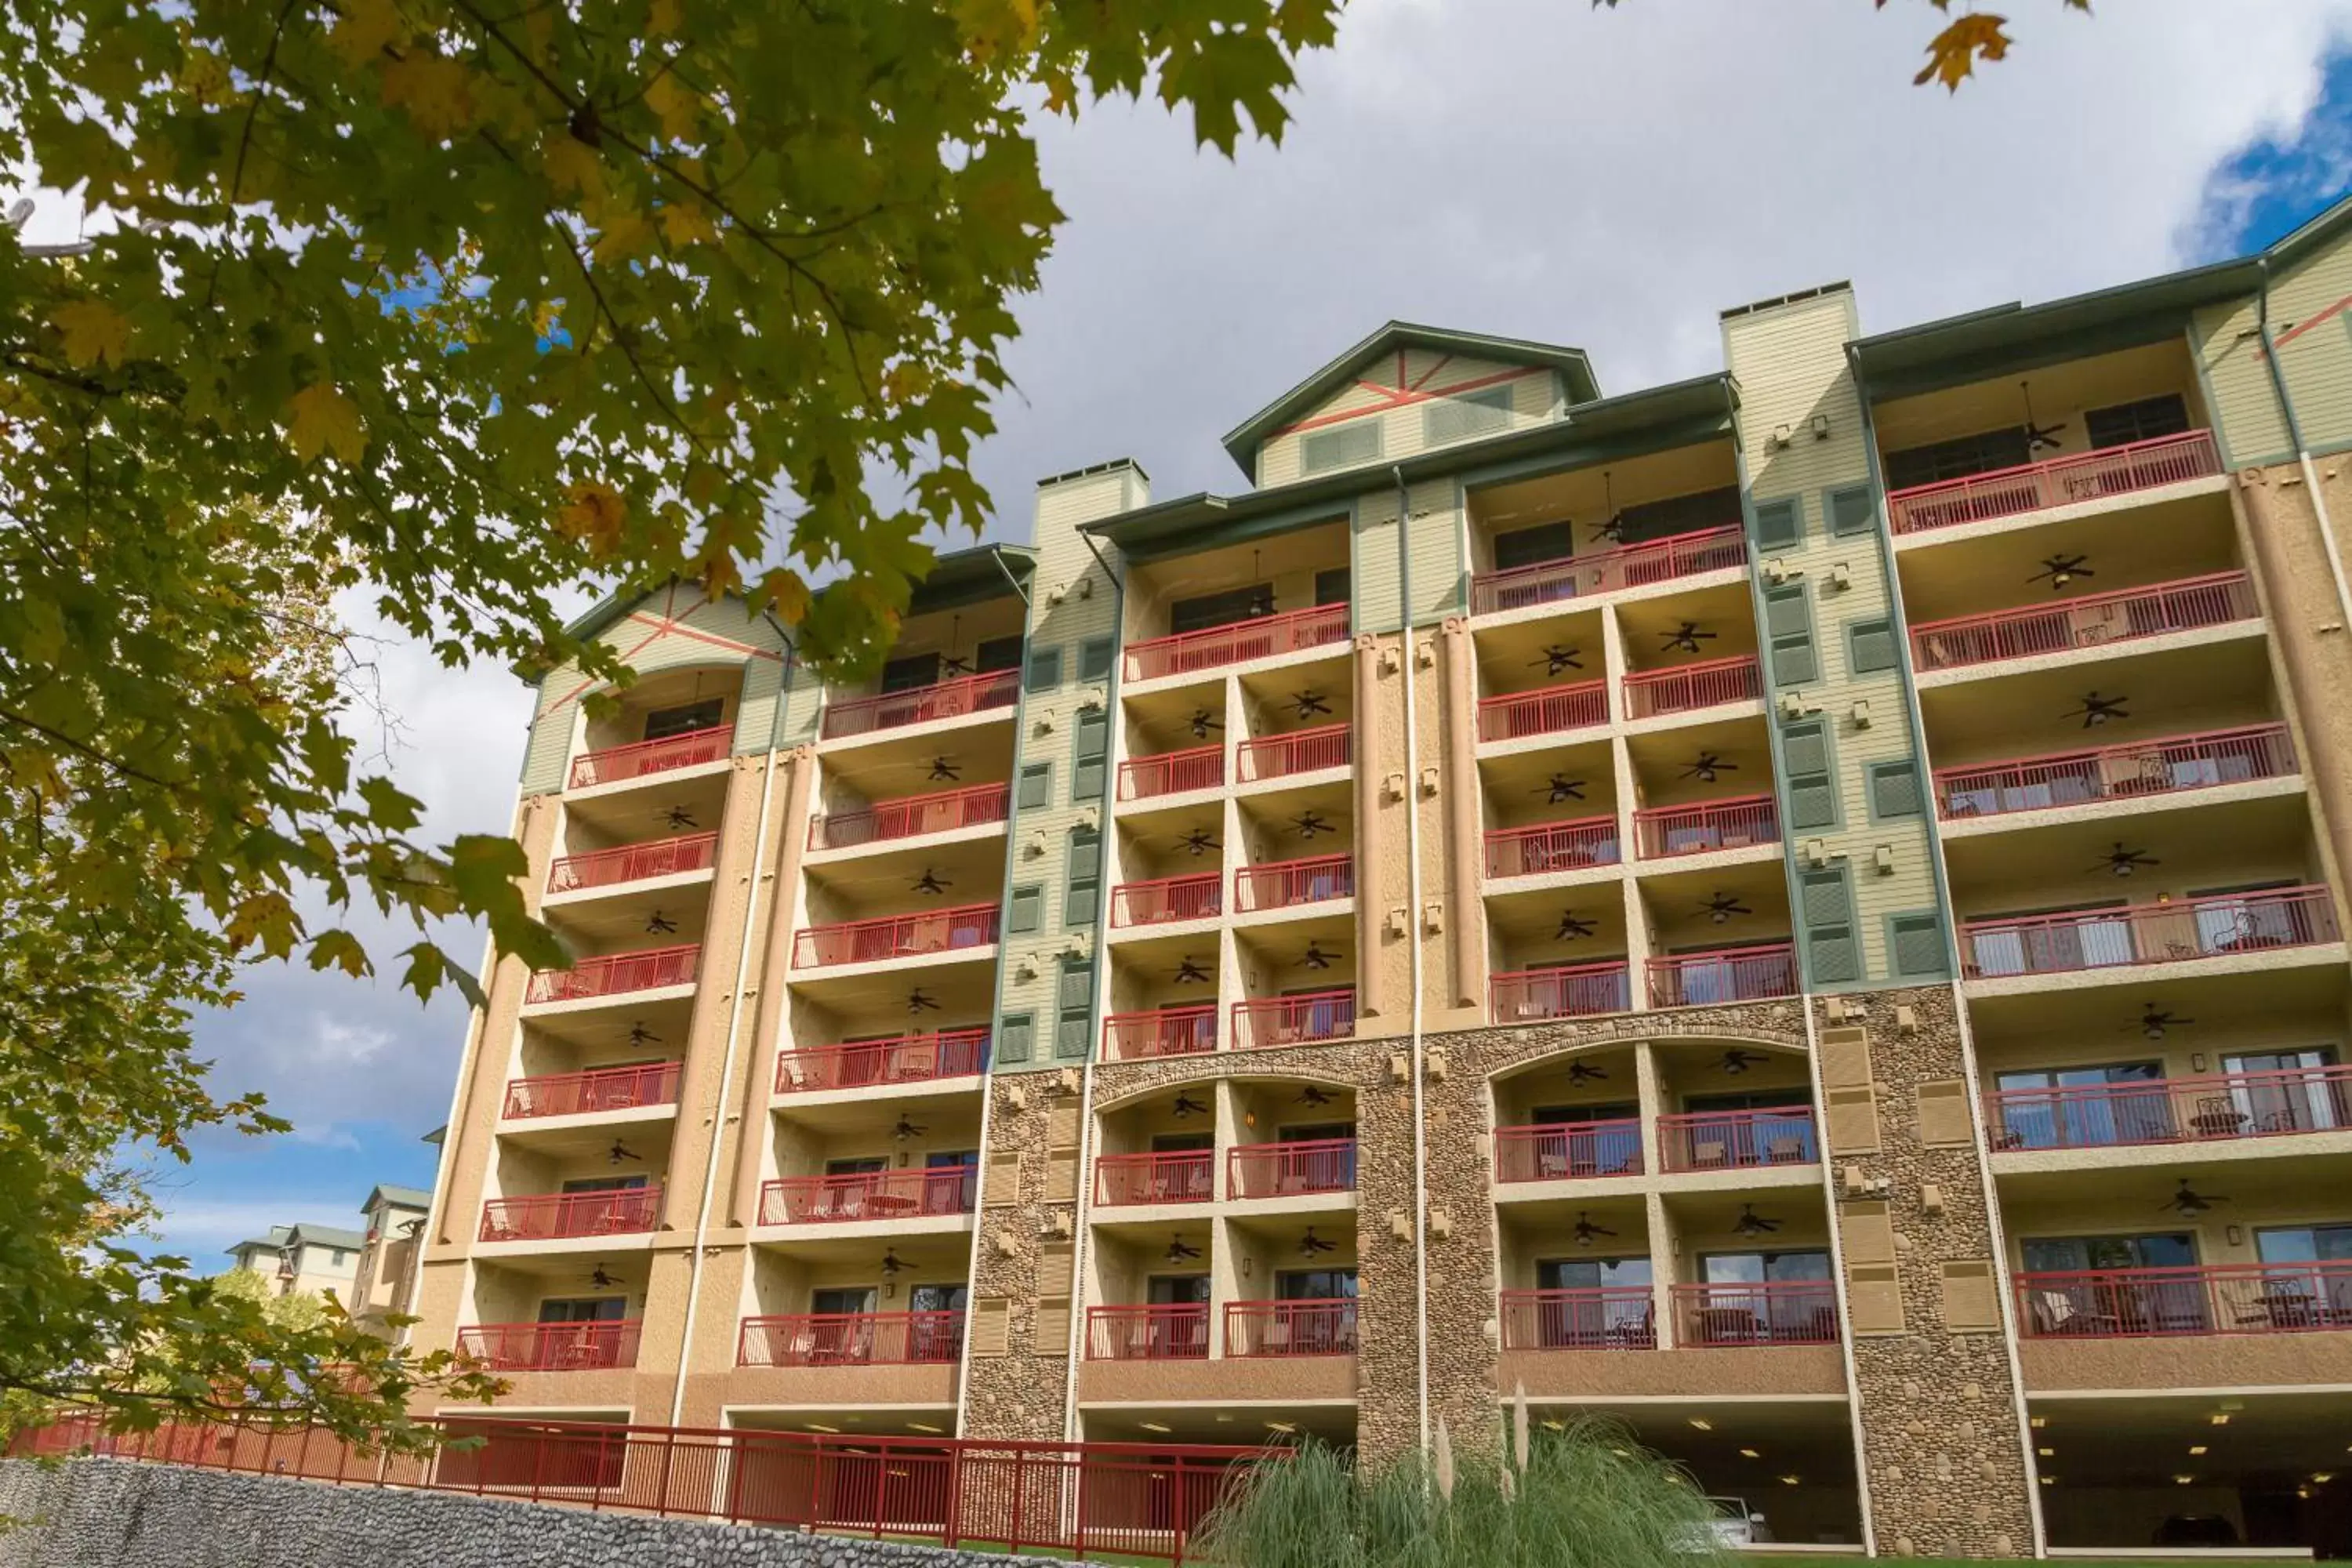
[477,1187,660,1243]
[1094,1150,1214,1207]
[2015,1261,2352,1339]
[1489,962,1633,1023]
[1101,1005,1218,1062]
[819,670,1019,742]
[1222,1299,1358,1357]
[1958,886,2339,979]
[1933,724,2296,822]
[503,1063,681,1120]
[1234,854,1354,913]
[568,725,731,790]
[524,944,699,1005]
[1085,1303,1209,1361]
[775,1029,989,1094]
[547,833,718,895]
[1622,656,1762,721]
[737,1310,965,1367]
[1118,746,1223,802]
[1237,723,1351,784]
[1493,1118,1643,1183]
[1477,679,1607,744]
[808,782,1010,851]
[1483,817,1621,879]
[1986,1065,2352,1151]
[1227,1138,1357,1199]
[1499,1287,1657,1350]
[1232,989,1356,1051]
[1671,1282,1839,1347]
[1887,430,2223,536]
[454,1320,641,1372]
[1909,571,2259,674]
[1123,604,1349,684]
[1109,873,1221,929]
[758,1168,975,1226]
[1632,796,1778,861]
[1646,944,1798,1008]
[1470,525,1748,616]
[1657,1106,1817,1172]
[791,905,999,969]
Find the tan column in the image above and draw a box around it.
[725,746,816,1226]
[1352,633,1389,1021]
[1437,618,1484,1010]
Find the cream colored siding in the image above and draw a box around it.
[1351,495,1404,633]
[517,699,574,796]
[2194,296,2290,467]
[2269,230,2352,449]
[1404,479,1464,623]
[1256,354,1555,486]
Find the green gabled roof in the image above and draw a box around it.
[1218,321,1603,477]
[363,1184,433,1214]
[284,1223,368,1251]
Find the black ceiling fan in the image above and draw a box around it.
[2030,554,2093,591]
[891,1114,927,1142]
[1165,1235,1203,1263]
[1297,1228,1337,1257]
[1661,622,1718,654]
[907,989,941,1014]
[1537,775,1587,804]
[608,1140,641,1165]
[880,1248,907,1276]
[1296,1083,1334,1108]
[1732,1204,1781,1237]
[928,755,961,782]
[1567,1059,1609,1086]
[1302,942,1338,971]
[1530,645,1584,677]
[2020,381,2067,453]
[912,867,952,895]
[661,805,699,831]
[645,909,678,935]
[1701,891,1753,924]
[627,1022,663,1049]
[1293,690,1333,720]
[1292,811,1334,839]
[1173,954,1212,985]
[1555,910,1597,942]
[2063,691,2130,729]
[2129,1003,2195,1040]
[1571,1212,1617,1249]
[1189,710,1224,739]
[2092,843,2159,879]
[590,1264,619,1290]
[1176,828,1220,857]
[1172,1092,1210,1120]
[1682,752,1737,783]
[2162,1178,2229,1217]
[1719,1047,1766,1076]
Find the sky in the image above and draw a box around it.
[140,0,2352,1265]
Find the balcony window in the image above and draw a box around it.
[1886,426,2031,491]
[2084,393,2190,450]
[1494,520,1576,572]
[1171,583,1275,636]
[1661,1095,1818,1171]
[1684,1251,1837,1346]
[1504,1258,1653,1349]
[1991,1062,2165,1149]
[643,697,724,742]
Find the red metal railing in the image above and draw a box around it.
[1888,430,2223,535]
[1499,1287,1657,1349]
[820,669,1020,741]
[1233,854,1354,912]
[1489,963,1632,1022]
[758,1168,976,1225]
[503,1063,681,1120]
[1484,816,1621,878]
[1960,885,2338,978]
[548,833,719,894]
[1124,604,1350,683]
[1622,655,1763,720]
[455,1321,641,1372]
[1471,525,1748,615]
[1119,746,1225,801]
[775,1029,990,1093]
[1110,873,1222,928]
[1933,724,2296,820]
[1657,1106,1817,1171]
[568,725,731,789]
[478,1187,661,1243]
[1222,1300,1359,1358]
[1477,678,1607,743]
[810,782,1011,851]
[1094,1150,1214,1207]
[1227,1138,1357,1199]
[2016,1261,2352,1339]
[1910,570,2259,673]
[737,1311,966,1367]
[1671,1282,1839,1347]
[1236,723,1352,782]
[792,904,1000,968]
[1633,795,1778,859]
[1646,944,1798,1008]
[1102,1006,1218,1062]
[524,944,700,1004]
[1232,989,1356,1051]
[1986,1064,2352,1151]
[1086,1304,1210,1361]
[1492,1118,1643,1182]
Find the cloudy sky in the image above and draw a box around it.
[151,0,2352,1262]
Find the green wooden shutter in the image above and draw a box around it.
[1764,584,1818,686]
[1848,619,1897,674]
[1801,868,1860,983]
[1072,710,1109,800]
[1869,760,1923,819]
[1751,496,1802,550]
[1054,956,1094,1059]
[1025,646,1063,693]
[997,1012,1035,1065]
[1064,826,1101,927]
[1892,913,1949,978]
[1782,720,1836,830]
[1007,885,1044,935]
[1077,635,1116,682]
[1828,484,1875,537]
[1017,762,1051,810]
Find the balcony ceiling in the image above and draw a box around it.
[1474,605,1608,695]
[815,721,1018,799]
[1917,636,2274,768]
[1528,1396,1856,1482]
[749,1230,970,1272]
[774,1093,982,1143]
[1637,858,1790,932]
[1499,1191,1650,1234]
[1965,962,2348,1043]
[1624,713,1772,806]
[1236,661,1357,726]
[2031,1389,2352,1487]
[1467,437,1737,535]
[524,993,696,1054]
[1944,789,2313,905]
[805,837,1007,910]
[1480,737,1619,826]
[561,769,735,842]
[783,956,997,1020]
[1994,1154,2350,1216]
[1486,880,1630,949]
[1616,582,1759,671]
[545,886,715,948]
[476,1251,652,1284]
[1236,780,1352,844]
[1894,492,2240,626]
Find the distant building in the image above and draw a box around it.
[224,1221,366,1300]
[351,1185,434,1341]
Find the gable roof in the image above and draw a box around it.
[284,1223,368,1252]
[363,1184,434,1215]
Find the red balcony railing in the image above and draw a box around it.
[2016,1261,2352,1339]
[567,725,731,789]
[1102,1005,1218,1062]
[1986,1064,2352,1151]
[1489,962,1632,1023]
[1094,1150,1214,1207]
[1492,1118,1643,1182]
[1646,944,1798,1008]
[820,669,1020,741]
[1233,854,1354,913]
[1960,886,2338,979]
[455,1320,641,1372]
[1633,795,1778,859]
[809,782,1011,851]
[1236,723,1351,782]
[524,944,700,1004]
[1910,570,2259,673]
[1657,1105,1817,1171]
[1232,989,1356,1051]
[736,1310,965,1367]
[1085,1304,1210,1361]
[547,833,719,894]
[1477,679,1607,743]
[1118,746,1224,801]
[1123,604,1350,683]
[1227,1138,1357,1199]
[478,1187,661,1243]
[1471,525,1748,615]
[1223,1299,1359,1358]
[1110,873,1221,928]
[775,1029,990,1093]
[1622,655,1763,720]
[1888,430,2223,535]
[503,1062,681,1120]
[757,1168,976,1225]
[1499,1287,1657,1349]
[1484,816,1621,878]
[791,904,1000,968]
[1933,724,2296,820]
[1671,1281,1839,1347]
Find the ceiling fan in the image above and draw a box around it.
[1293,690,1332,720]
[608,1140,641,1165]
[661,805,699,831]
[1297,1228,1337,1257]
[1719,1047,1766,1076]
[1302,942,1339,971]
[906,989,941,1014]
[1172,1092,1210,1120]
[1537,774,1587,804]
[2019,380,2067,453]
[2030,554,2093,592]
[1530,645,1584,677]
[939,651,975,678]
[928,755,961,782]
[1189,710,1225,739]
[1296,1084,1335,1108]
[1570,1212,1617,1249]
[1589,515,1626,545]
[1165,1235,1203,1263]
[1700,891,1753,925]
[1292,811,1333,839]
[1732,1204,1781,1237]
[589,1264,619,1290]
[626,1022,663,1049]
[1567,1059,1609,1086]
[1176,828,1221,857]
[891,1114,927,1142]
[880,1248,907,1276]
[2161,1178,2229,1217]
[912,867,952,895]
[644,909,678,935]
[2129,1003,2195,1041]
[1682,751,1737,783]
[1661,622,1718,655]
[1173,955,1211,985]
[2092,843,2158,879]
[2061,691,2130,729]
[1555,910,1597,942]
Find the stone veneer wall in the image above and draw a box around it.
[959,1074,1083,1441]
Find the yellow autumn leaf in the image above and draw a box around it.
[644,71,702,143]
[543,136,604,198]
[760,568,812,626]
[557,481,628,553]
[659,200,717,249]
[381,53,478,137]
[327,0,404,67]
[648,0,684,34]
[52,299,132,368]
[591,205,652,263]
[1917,12,2011,90]
[880,360,935,406]
[285,383,368,465]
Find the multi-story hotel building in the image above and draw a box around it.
[412,196,2352,1557]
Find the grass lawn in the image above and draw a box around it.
[1760,1560,2301,1567]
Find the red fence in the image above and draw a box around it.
[1119,746,1224,800]
[2016,1261,2352,1339]
[1622,655,1762,720]
[1633,795,1778,859]
[1646,944,1798,1008]
[1483,816,1621,878]
[1222,1300,1358,1358]
[1102,1006,1218,1062]
[1933,724,2296,820]
[1671,1282,1838,1347]
[758,1168,975,1225]
[1985,1064,2352,1151]
[1233,854,1353,912]
[1226,1138,1357,1199]
[1086,1305,1210,1361]
[1657,1106,1817,1171]
[819,670,1020,740]
[1236,723,1351,782]
[455,1321,641,1372]
[503,1063,681,1120]
[775,1030,990,1093]
[1492,1117,1643,1182]
[811,783,1011,850]
[479,1187,661,1243]
[548,833,719,894]
[1094,1150,1214,1207]
[792,905,1000,968]
[525,944,700,1005]
[1476,679,1607,743]
[1470,525,1747,615]
[737,1311,965,1367]
[1887,430,2223,535]
[1499,1287,1657,1350]
[1959,885,2339,978]
[1488,963,1632,1023]
[1110,873,1222,928]
[1909,570,2259,673]
[1232,989,1356,1050]
[568,726,731,789]
[1124,604,1350,683]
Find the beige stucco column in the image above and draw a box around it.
[1437,617,1485,1011]
[724,746,816,1226]
[1352,633,1392,1022]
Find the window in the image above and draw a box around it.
[1170,584,1273,636]
[330,1248,348,1266]
[1064,826,1101,927]
[1827,484,1875,537]
[1763,583,1817,686]
[1750,495,1802,551]
[561,1175,648,1193]
[538,1298,628,1324]
[1007,885,1044,935]
[1994,1062,2165,1149]
[2084,393,2190,451]
[1017,761,1051,809]
[1846,618,1897,674]
[1883,426,2030,490]
[880,652,941,692]
[1072,709,1110,800]
[811,1286,878,1317]
[1492,520,1577,572]
[1867,760,1922,819]
[1889,912,1947,978]
[1617,485,1743,546]
[998,1011,1035,1065]
[1077,635,1116,682]
[1024,646,1063,693]
[1801,867,1859,984]
[1301,420,1381,474]
[642,697,724,741]
[1424,384,1513,445]
[1314,567,1352,606]
[1782,717,1836,831]
[2021,1233,2195,1272]
[2220,1049,2345,1134]
[976,634,1025,673]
